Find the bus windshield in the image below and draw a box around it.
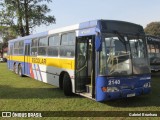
[147,41,160,64]
[100,33,150,76]
[149,53,160,64]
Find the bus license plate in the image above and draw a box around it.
[127,93,135,97]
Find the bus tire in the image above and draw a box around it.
[18,65,23,77]
[63,73,73,96]
[59,72,64,90]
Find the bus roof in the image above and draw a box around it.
[8,20,98,43]
[8,19,143,43]
[146,35,160,42]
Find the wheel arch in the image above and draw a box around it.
[18,63,21,67]
[13,62,16,71]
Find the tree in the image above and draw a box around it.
[144,22,160,37]
[0,26,17,57]
[0,0,56,36]
[0,0,23,36]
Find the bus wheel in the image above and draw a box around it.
[63,73,73,96]
[18,65,23,77]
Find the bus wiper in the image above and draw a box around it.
[113,31,126,43]
[114,31,128,52]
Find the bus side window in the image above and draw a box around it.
[31,39,38,56]
[19,41,24,55]
[60,32,75,58]
[13,41,24,55]
[9,45,13,55]
[38,37,48,56]
[48,35,60,56]
[14,41,19,55]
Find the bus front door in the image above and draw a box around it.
[75,36,95,97]
[24,43,30,75]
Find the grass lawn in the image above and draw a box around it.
[0,63,160,120]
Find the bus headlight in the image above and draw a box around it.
[101,87,119,92]
[143,82,151,88]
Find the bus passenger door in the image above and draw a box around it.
[75,36,95,97]
[24,43,30,75]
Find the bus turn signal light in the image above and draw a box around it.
[101,87,107,92]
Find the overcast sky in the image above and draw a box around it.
[33,0,160,33]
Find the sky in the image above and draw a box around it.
[34,0,160,33]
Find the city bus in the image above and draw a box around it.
[146,35,160,71]
[7,20,151,102]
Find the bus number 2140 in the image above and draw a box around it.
[108,80,120,85]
